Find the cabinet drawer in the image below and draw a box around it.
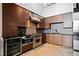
[22,43,33,53]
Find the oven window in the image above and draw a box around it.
[4,38,21,56]
[18,27,26,36]
[36,39,40,43]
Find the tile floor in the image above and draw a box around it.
[21,43,79,56]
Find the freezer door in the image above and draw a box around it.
[73,12,79,32]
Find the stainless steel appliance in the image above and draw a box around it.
[32,36,42,48]
[4,37,22,56]
[73,35,79,51]
[18,27,26,36]
[74,3,79,12]
[21,36,33,45]
[73,12,79,51]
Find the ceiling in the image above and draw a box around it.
[16,3,73,17]
[42,3,56,8]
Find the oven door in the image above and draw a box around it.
[33,37,42,48]
[4,37,22,56]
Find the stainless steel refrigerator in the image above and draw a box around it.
[73,12,79,51]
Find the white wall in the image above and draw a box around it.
[43,3,73,17]
[0,3,3,56]
[16,3,44,16]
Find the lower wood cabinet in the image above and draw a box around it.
[22,43,33,53]
[46,34,62,45]
[46,34,72,48]
[42,34,46,44]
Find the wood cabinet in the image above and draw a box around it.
[46,34,62,45]
[22,43,33,53]
[40,15,63,29]
[39,19,45,28]
[45,15,63,23]
[45,21,50,28]
[18,8,30,27]
[38,19,50,28]
[42,34,46,44]
[3,3,18,37]
[2,3,30,37]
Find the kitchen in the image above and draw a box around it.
[0,3,79,56]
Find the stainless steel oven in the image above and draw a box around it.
[4,37,22,56]
[21,36,33,44]
[73,10,79,51]
[33,36,42,48]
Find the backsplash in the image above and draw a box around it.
[26,27,37,35]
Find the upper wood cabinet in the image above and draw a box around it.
[38,18,50,28]
[45,15,63,23]
[18,8,30,27]
[39,15,63,29]
[39,19,45,28]
[44,20,50,28]
[2,3,30,37]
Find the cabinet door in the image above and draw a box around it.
[46,34,62,45]
[52,15,63,23]
[44,15,63,28]
[19,9,30,27]
[63,12,72,27]
[44,18,50,28]
[45,15,63,23]
[3,3,19,37]
[39,20,45,28]
[42,34,46,44]
[3,25,17,37]
[62,35,72,48]
[45,22,50,28]
[22,43,33,53]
